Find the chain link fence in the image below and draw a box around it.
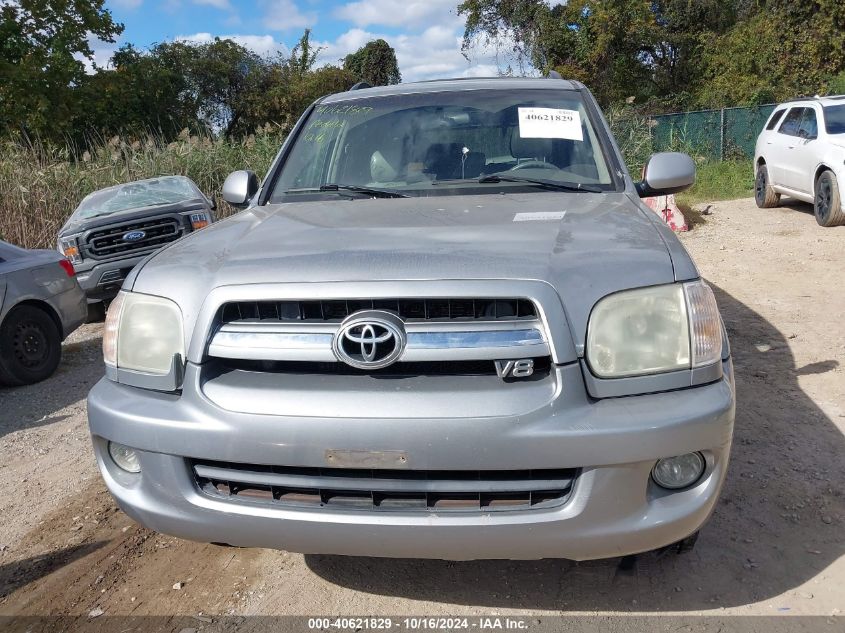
[650,104,777,160]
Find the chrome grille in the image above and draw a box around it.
[83,215,184,260]
[207,297,550,366]
[220,298,537,324]
[193,460,577,513]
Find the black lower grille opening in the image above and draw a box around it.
[428,493,480,510]
[274,487,321,505]
[373,492,428,509]
[193,461,578,513]
[321,490,373,508]
[481,493,531,508]
[231,484,273,500]
[530,490,567,506]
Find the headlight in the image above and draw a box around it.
[104,291,184,375]
[586,281,722,378]
[59,236,83,264]
[188,211,211,230]
[652,452,705,489]
[108,441,141,473]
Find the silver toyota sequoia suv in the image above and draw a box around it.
[88,77,735,561]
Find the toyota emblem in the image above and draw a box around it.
[332,310,406,369]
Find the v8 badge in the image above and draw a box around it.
[494,359,534,379]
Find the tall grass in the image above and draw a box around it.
[0,128,283,249]
[0,113,753,249]
[677,160,755,204]
[606,106,754,207]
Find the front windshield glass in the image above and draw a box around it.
[74,176,200,219]
[269,88,617,201]
[823,105,845,135]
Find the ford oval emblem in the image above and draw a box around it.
[122,230,146,242]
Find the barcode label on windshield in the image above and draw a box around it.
[518,108,583,141]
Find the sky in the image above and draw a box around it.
[96,0,520,82]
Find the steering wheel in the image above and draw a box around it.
[510,160,558,171]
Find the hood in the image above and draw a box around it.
[131,192,682,350]
[57,199,208,236]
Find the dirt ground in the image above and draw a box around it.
[0,197,843,627]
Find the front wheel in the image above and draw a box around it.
[814,170,845,227]
[755,165,780,208]
[0,305,62,386]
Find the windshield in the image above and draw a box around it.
[268,89,617,202]
[823,105,845,135]
[74,176,200,219]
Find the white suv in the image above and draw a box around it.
[754,96,845,226]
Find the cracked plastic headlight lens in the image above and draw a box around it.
[586,281,721,378]
[104,291,184,375]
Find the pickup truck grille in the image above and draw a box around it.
[83,215,184,260]
[220,298,537,324]
[193,460,576,513]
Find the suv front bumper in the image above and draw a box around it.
[87,360,735,561]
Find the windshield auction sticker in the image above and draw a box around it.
[518,107,583,141]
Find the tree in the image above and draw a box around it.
[343,39,401,86]
[458,0,660,104]
[697,1,845,106]
[459,0,845,109]
[264,31,357,131]
[0,0,123,140]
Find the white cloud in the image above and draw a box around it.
[192,0,230,9]
[314,24,516,82]
[75,36,122,73]
[110,0,143,8]
[261,0,317,31]
[334,0,457,29]
[176,32,288,58]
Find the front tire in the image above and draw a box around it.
[0,305,62,386]
[755,165,780,208]
[814,170,845,227]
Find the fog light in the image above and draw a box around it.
[652,452,705,489]
[108,441,141,473]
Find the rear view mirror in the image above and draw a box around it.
[636,152,695,198]
[222,170,259,207]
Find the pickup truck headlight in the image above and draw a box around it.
[188,211,211,230]
[58,236,83,264]
[104,291,184,375]
[586,281,722,378]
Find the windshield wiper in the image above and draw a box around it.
[285,184,409,198]
[477,174,603,193]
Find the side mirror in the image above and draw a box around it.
[222,170,259,207]
[636,152,695,198]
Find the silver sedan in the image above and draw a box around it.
[0,240,87,385]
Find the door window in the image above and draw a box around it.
[778,108,804,136]
[797,109,818,139]
[765,109,786,130]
